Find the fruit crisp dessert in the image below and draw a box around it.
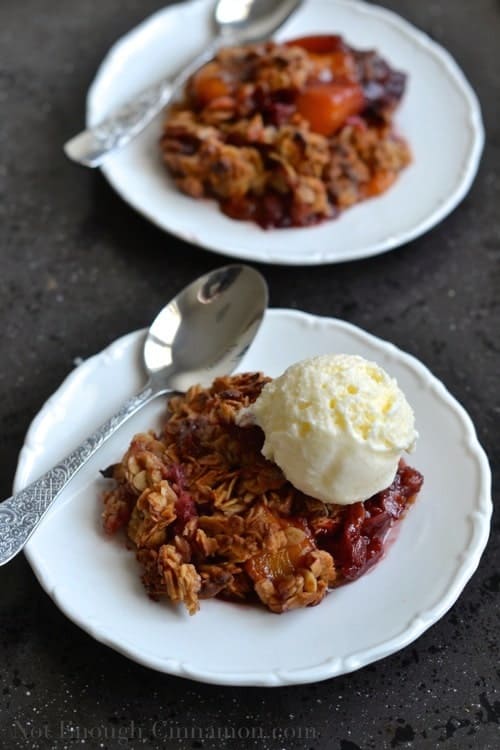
[102,355,423,615]
[161,35,411,228]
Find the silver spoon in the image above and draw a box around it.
[0,264,268,566]
[64,0,303,167]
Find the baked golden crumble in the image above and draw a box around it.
[102,373,423,615]
[161,36,411,229]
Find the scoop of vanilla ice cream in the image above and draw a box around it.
[247,354,417,505]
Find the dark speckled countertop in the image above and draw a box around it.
[1,1,499,748]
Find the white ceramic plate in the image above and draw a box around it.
[86,0,483,265]
[15,309,491,686]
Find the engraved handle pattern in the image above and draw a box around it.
[65,39,222,167]
[0,382,162,565]
[92,80,173,151]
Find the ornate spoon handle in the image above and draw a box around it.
[64,39,221,167]
[0,381,164,566]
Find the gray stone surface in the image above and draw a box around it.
[0,0,498,748]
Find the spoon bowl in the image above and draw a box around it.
[144,265,268,391]
[0,265,268,566]
[215,0,303,43]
